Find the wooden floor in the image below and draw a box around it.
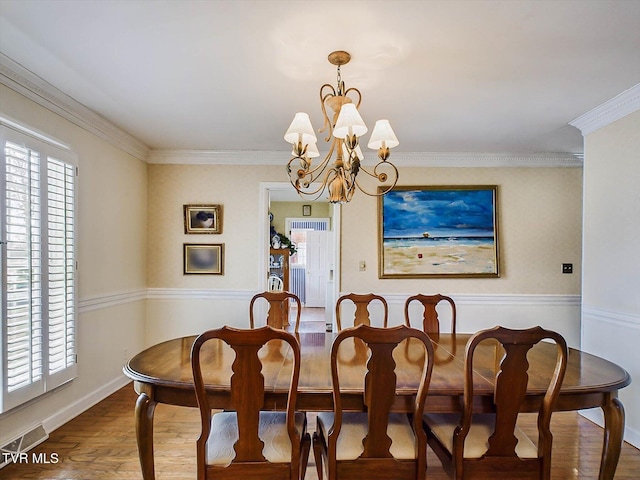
[2,308,638,479]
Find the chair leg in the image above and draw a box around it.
[312,431,324,480]
[300,432,311,480]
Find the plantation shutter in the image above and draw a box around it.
[1,123,77,413]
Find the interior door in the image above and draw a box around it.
[305,230,328,307]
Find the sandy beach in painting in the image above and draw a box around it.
[383,239,497,275]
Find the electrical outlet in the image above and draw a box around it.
[562,263,573,274]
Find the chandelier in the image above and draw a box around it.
[284,51,399,203]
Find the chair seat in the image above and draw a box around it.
[317,412,417,461]
[206,411,306,465]
[423,413,538,459]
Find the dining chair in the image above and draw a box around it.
[191,325,311,480]
[250,291,302,332]
[335,293,389,331]
[423,325,569,480]
[268,275,284,292]
[404,294,456,334]
[312,324,435,480]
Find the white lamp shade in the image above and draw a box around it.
[333,103,368,139]
[367,119,399,149]
[342,142,364,161]
[284,112,317,145]
[293,141,320,158]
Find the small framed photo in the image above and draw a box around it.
[184,244,224,275]
[302,204,312,216]
[184,205,222,234]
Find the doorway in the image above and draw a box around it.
[259,182,341,330]
[287,218,330,308]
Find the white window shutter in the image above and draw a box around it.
[1,124,77,412]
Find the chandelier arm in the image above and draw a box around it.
[305,141,336,178]
[319,84,337,139]
[352,161,399,197]
[287,158,327,192]
[286,145,340,197]
[287,168,328,197]
[286,138,336,181]
[292,165,340,199]
[343,87,362,109]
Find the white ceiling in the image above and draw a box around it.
[1,0,639,159]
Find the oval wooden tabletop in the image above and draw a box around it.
[124,332,630,402]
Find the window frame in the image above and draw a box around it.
[0,119,78,413]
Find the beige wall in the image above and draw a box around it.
[147,164,284,290]
[0,85,148,445]
[147,164,582,296]
[270,201,332,235]
[581,109,640,446]
[145,162,583,346]
[340,167,583,294]
[582,110,640,312]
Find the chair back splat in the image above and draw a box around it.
[404,293,456,334]
[335,293,389,331]
[191,326,311,479]
[423,325,568,480]
[250,291,302,332]
[312,324,435,480]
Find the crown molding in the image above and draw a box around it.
[148,149,583,167]
[0,53,149,161]
[147,149,285,165]
[570,83,640,136]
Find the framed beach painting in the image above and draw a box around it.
[378,186,499,278]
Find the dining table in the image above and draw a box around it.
[123,331,630,480]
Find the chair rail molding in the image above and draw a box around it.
[380,293,581,307]
[146,288,255,301]
[78,288,257,314]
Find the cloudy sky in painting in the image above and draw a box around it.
[382,188,496,238]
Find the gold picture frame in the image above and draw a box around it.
[183,244,224,275]
[184,204,222,234]
[378,185,500,278]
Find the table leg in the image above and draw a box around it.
[599,393,625,480]
[135,392,157,480]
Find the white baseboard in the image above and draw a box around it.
[42,375,131,435]
[580,409,640,449]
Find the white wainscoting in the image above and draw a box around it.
[145,288,257,346]
[581,305,640,448]
[143,290,582,345]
